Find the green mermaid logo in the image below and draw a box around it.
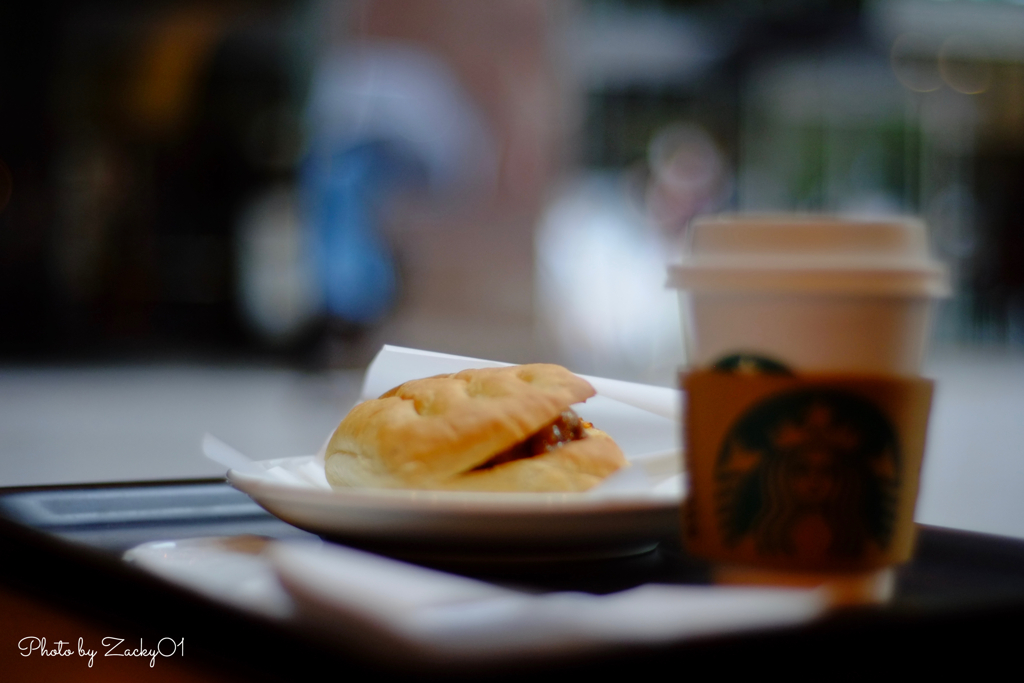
[715,389,900,560]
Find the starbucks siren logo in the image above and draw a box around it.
[711,353,793,376]
[714,387,900,560]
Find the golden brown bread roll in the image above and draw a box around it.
[325,364,627,492]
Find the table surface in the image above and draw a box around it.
[3,478,1024,678]
[2,349,1023,676]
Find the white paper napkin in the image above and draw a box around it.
[128,536,827,668]
[361,345,682,420]
[270,540,826,664]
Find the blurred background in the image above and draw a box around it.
[1,0,1023,537]
[4,0,1024,373]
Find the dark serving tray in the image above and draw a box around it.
[2,479,1024,678]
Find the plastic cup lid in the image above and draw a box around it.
[668,214,950,297]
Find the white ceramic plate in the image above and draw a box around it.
[227,454,683,561]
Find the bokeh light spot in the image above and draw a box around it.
[891,33,942,93]
[939,35,993,95]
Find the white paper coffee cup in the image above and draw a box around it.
[668,214,950,373]
[669,214,949,600]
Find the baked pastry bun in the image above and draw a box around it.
[325,364,627,492]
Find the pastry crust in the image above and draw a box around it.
[439,426,625,492]
[325,364,627,491]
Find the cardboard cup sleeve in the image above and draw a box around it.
[682,370,934,573]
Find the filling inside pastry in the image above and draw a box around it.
[468,409,592,472]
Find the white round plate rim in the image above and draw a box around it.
[227,455,683,548]
[228,456,681,511]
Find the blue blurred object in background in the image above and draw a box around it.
[301,43,495,330]
[303,140,424,326]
